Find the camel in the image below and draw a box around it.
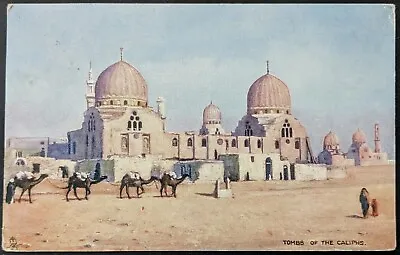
[119,172,158,199]
[5,173,49,204]
[159,173,190,198]
[65,173,108,202]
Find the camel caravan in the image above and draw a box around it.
[5,168,190,204]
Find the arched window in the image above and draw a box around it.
[133,121,137,130]
[295,140,300,149]
[285,128,289,137]
[91,136,95,158]
[257,139,262,148]
[124,100,128,105]
[244,139,249,147]
[86,135,89,146]
[93,120,95,131]
[88,121,90,132]
[275,140,280,149]
[110,100,113,105]
[281,128,285,137]
[187,138,193,147]
[202,138,207,147]
[289,128,293,138]
[72,141,76,154]
[286,110,289,114]
[172,138,178,147]
[231,139,237,148]
[138,121,142,131]
[127,121,131,130]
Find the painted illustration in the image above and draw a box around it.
[3,4,395,251]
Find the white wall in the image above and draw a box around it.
[294,164,327,181]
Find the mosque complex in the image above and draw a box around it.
[6,49,389,182]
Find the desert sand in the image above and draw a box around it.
[2,165,396,251]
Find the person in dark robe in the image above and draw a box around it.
[6,180,16,204]
[359,187,371,218]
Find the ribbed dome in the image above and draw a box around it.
[323,131,339,149]
[203,102,221,124]
[95,60,148,104]
[352,128,367,145]
[247,73,291,114]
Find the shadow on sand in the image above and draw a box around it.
[346,214,364,219]
[195,192,214,197]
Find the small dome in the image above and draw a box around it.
[203,102,221,124]
[323,131,339,149]
[95,60,148,105]
[352,128,367,145]
[247,73,291,114]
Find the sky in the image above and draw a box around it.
[5,4,395,159]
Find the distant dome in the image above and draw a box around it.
[323,131,339,149]
[352,128,367,145]
[247,73,291,115]
[95,60,148,106]
[203,102,221,124]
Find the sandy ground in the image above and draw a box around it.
[2,165,396,251]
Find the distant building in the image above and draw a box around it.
[346,124,388,166]
[6,137,69,160]
[317,131,354,167]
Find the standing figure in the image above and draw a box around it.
[359,187,371,218]
[371,198,379,217]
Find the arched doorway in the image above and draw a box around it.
[290,163,296,180]
[265,157,273,180]
[214,149,218,160]
[283,165,289,180]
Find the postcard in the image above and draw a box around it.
[3,3,396,251]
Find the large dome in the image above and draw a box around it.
[352,128,367,145]
[203,102,222,124]
[95,60,148,107]
[323,131,339,149]
[247,73,291,115]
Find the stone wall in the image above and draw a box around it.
[76,159,115,182]
[294,164,327,181]
[3,156,77,181]
[172,160,224,183]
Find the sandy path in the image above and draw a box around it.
[2,165,395,251]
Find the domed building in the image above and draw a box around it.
[233,67,313,164]
[199,102,225,135]
[317,131,354,166]
[66,56,328,182]
[346,125,388,166]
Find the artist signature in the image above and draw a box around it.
[9,236,18,249]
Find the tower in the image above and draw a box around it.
[156,97,166,119]
[85,61,95,108]
[374,123,381,153]
[156,97,166,131]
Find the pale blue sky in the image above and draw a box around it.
[6,4,395,159]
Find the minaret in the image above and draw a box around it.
[156,97,166,131]
[374,123,381,153]
[85,61,95,109]
[156,97,166,119]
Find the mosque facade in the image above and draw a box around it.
[67,54,315,167]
